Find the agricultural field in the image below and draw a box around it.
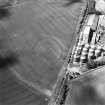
[0,0,84,105]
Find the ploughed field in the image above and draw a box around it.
[0,0,84,105]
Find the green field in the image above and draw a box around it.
[1,0,84,105]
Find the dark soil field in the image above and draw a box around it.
[0,0,85,105]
